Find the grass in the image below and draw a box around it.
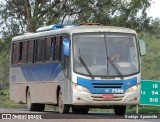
[127,105,160,114]
[90,106,160,114]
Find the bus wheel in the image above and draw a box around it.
[26,90,37,111]
[113,105,126,115]
[81,108,89,114]
[72,106,89,114]
[72,106,80,114]
[58,89,70,114]
[37,104,45,112]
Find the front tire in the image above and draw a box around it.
[114,105,126,115]
[58,89,70,113]
[72,106,89,114]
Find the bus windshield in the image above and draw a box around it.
[73,33,139,77]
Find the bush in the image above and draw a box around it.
[0,91,6,96]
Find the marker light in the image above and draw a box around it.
[36,24,79,32]
[36,24,64,32]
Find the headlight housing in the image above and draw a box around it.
[72,83,89,93]
[126,83,140,92]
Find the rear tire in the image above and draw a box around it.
[37,104,45,112]
[26,90,37,111]
[114,105,126,115]
[58,89,70,113]
[26,90,45,111]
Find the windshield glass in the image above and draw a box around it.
[73,33,139,77]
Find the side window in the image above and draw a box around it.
[27,40,34,63]
[12,43,19,65]
[35,39,41,62]
[45,37,55,62]
[18,41,28,64]
[18,42,23,64]
[55,36,62,61]
[22,41,28,64]
[35,39,45,62]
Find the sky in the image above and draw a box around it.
[147,0,160,19]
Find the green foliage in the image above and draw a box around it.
[149,18,160,35]
[0,36,12,89]
[0,0,152,33]
[71,0,152,32]
[140,34,160,80]
[0,0,69,32]
[127,106,160,114]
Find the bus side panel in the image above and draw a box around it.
[10,83,22,103]
[26,82,61,104]
[10,67,26,103]
[10,63,64,104]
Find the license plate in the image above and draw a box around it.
[103,94,114,99]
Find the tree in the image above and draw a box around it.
[0,38,9,89]
[70,0,152,32]
[0,0,152,34]
[149,17,160,35]
[0,0,71,33]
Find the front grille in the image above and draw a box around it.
[92,83,123,88]
[91,94,124,101]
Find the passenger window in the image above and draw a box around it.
[18,42,23,64]
[55,36,62,61]
[27,40,34,63]
[12,43,19,65]
[45,37,55,62]
[21,41,28,64]
[50,38,55,62]
[18,41,28,64]
[35,39,45,62]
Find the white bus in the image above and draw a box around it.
[10,23,146,115]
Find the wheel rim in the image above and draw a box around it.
[58,91,64,113]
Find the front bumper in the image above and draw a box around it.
[72,88,139,106]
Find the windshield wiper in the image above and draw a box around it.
[104,34,123,79]
[107,56,123,79]
[78,49,94,80]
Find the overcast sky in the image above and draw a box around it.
[147,0,160,19]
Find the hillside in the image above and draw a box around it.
[141,34,160,80]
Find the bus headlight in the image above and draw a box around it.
[72,83,89,93]
[126,83,140,92]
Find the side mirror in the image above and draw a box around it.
[63,38,70,57]
[139,39,146,56]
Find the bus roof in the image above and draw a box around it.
[12,25,137,42]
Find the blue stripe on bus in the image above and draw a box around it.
[21,63,62,82]
[77,77,137,94]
